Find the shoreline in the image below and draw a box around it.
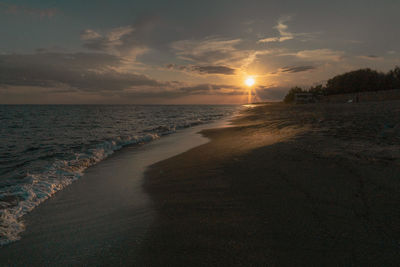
[0,105,238,247]
[137,102,400,266]
[2,102,400,265]
[0,116,234,265]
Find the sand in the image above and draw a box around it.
[2,102,400,266]
[0,120,227,266]
[137,102,400,266]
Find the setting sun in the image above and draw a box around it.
[245,77,255,87]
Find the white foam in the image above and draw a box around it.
[0,133,159,245]
[0,105,240,246]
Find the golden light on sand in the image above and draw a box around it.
[245,77,255,87]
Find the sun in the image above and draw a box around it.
[245,77,255,87]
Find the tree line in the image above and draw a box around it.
[284,66,400,103]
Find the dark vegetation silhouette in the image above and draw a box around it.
[284,66,400,103]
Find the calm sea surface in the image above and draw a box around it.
[0,105,238,245]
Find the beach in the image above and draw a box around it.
[1,0,399,265]
[138,102,400,266]
[2,102,400,266]
[0,118,232,266]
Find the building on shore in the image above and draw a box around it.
[294,93,315,104]
[320,89,400,103]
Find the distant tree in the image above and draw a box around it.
[386,66,400,89]
[394,66,400,88]
[283,66,400,102]
[325,68,387,95]
[283,86,304,103]
[309,84,325,96]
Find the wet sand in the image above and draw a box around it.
[138,102,400,266]
[0,120,229,266]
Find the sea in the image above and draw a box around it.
[0,104,238,245]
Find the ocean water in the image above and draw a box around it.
[0,105,238,245]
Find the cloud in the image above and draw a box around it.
[0,52,246,100]
[281,49,344,62]
[99,83,243,100]
[81,26,136,52]
[358,55,383,60]
[259,16,294,43]
[166,64,236,75]
[35,46,69,54]
[346,40,363,44]
[80,29,102,41]
[79,15,163,59]
[170,37,271,69]
[0,2,58,18]
[258,16,319,44]
[258,37,288,43]
[280,65,316,73]
[192,65,236,75]
[178,84,239,94]
[171,38,242,65]
[0,53,162,91]
[80,25,151,66]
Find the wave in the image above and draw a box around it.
[0,105,238,246]
[0,132,159,246]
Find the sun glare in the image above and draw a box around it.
[245,77,255,87]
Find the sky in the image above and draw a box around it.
[0,0,399,104]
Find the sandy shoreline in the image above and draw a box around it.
[138,102,400,266]
[2,102,400,265]
[0,119,231,266]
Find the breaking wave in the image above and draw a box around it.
[0,105,238,245]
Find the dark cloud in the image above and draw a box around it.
[192,65,236,75]
[358,55,383,60]
[280,65,316,73]
[166,63,187,71]
[0,53,163,91]
[0,52,244,100]
[178,84,239,94]
[35,46,70,54]
[179,84,214,93]
[35,48,47,53]
[166,64,236,75]
[0,52,121,70]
